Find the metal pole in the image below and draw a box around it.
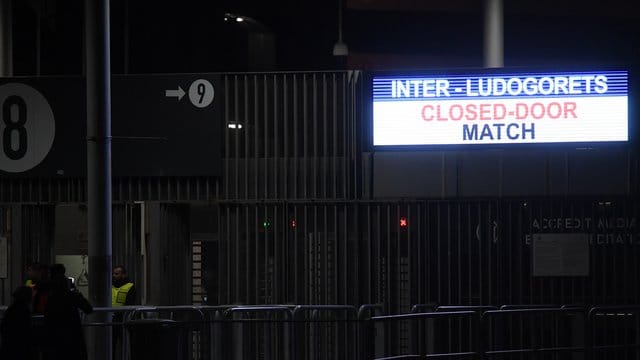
[86,0,112,359]
[0,0,12,77]
[0,0,10,306]
[484,0,503,68]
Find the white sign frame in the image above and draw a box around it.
[372,70,628,147]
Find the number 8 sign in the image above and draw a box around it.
[0,83,55,173]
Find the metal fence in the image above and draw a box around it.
[207,199,640,311]
[4,304,637,360]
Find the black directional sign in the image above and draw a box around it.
[0,74,222,177]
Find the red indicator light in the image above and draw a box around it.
[290,219,297,228]
[399,217,408,227]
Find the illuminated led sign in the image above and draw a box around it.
[372,70,628,146]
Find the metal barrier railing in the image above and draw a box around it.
[482,307,586,360]
[366,311,481,360]
[224,305,294,360]
[292,305,358,360]
[587,306,640,360]
[2,304,640,360]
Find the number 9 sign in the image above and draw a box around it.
[0,83,55,173]
[188,79,214,108]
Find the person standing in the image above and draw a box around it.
[112,265,136,306]
[29,263,51,315]
[42,264,93,360]
[112,265,136,360]
[0,286,37,360]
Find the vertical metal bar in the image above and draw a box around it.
[293,75,299,199]
[531,200,536,304]
[283,202,289,302]
[396,203,401,313]
[274,204,280,302]
[235,206,240,302]
[514,201,520,304]
[303,75,308,199]
[303,205,308,303]
[417,202,423,304]
[332,74,338,199]
[343,74,349,198]
[408,204,413,306]
[333,204,339,304]
[284,75,289,199]
[244,75,249,199]
[323,205,328,304]
[478,203,483,304]
[314,205,319,304]
[333,204,342,304]
[635,202,639,304]
[457,203,461,305]
[254,205,259,302]
[375,204,381,307]
[274,75,279,199]
[367,204,372,304]
[437,203,442,303]
[447,203,452,304]
[322,74,328,199]
[264,75,270,199]
[427,201,432,304]
[167,177,172,201]
[254,76,260,199]
[343,204,348,304]
[386,204,392,311]
[226,206,231,303]
[313,74,318,199]
[294,204,299,303]
[488,202,493,305]
[245,204,250,304]
[224,77,231,199]
[265,204,270,302]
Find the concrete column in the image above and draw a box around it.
[484,0,503,68]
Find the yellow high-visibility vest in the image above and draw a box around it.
[112,282,134,306]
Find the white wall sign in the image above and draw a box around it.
[0,83,55,172]
[372,70,628,146]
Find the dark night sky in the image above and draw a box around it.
[9,0,640,75]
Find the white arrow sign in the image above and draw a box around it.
[165,86,185,101]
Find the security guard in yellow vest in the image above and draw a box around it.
[112,265,136,306]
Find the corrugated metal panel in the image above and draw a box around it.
[21,205,55,266]
[223,72,360,200]
[112,203,142,303]
[147,203,191,305]
[0,177,220,203]
[0,206,10,304]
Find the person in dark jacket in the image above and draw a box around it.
[42,264,93,360]
[30,263,51,315]
[0,286,37,360]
